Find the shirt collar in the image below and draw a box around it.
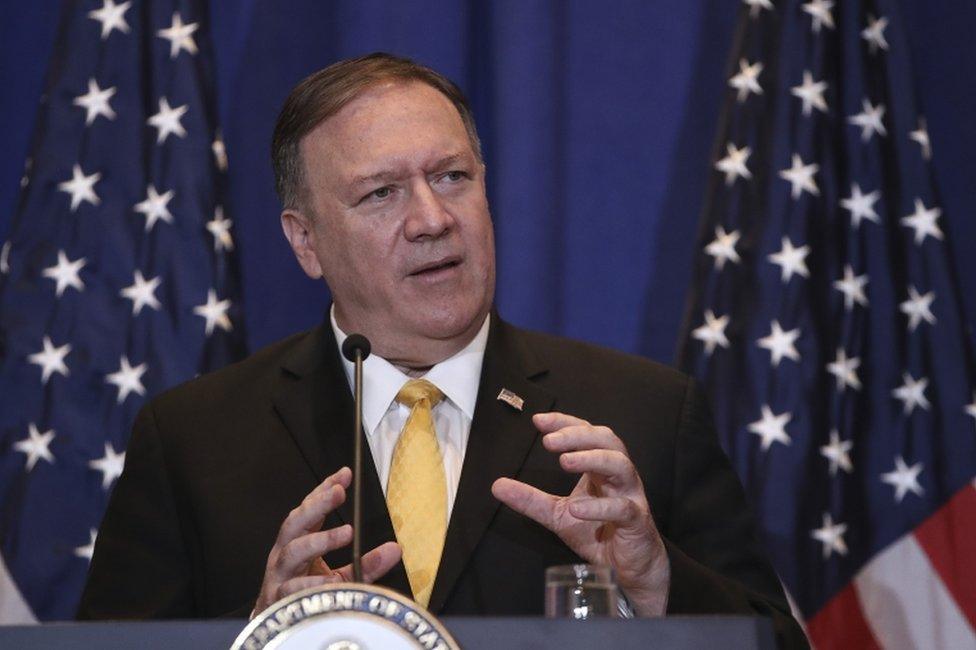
[331,307,490,435]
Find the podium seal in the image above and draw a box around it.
[230,583,462,650]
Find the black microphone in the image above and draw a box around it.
[341,334,371,582]
[341,334,371,363]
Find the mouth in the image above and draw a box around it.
[408,256,462,278]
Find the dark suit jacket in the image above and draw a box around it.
[78,316,806,647]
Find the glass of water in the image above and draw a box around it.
[544,564,619,620]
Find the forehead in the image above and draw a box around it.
[300,81,473,184]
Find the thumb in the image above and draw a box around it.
[491,477,558,529]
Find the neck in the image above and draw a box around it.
[395,364,432,378]
[332,306,488,373]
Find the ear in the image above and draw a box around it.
[280,208,324,279]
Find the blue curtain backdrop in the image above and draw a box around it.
[2,0,974,364]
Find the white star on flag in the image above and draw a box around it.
[1,241,10,274]
[748,405,792,451]
[892,372,930,415]
[881,456,925,502]
[42,250,87,297]
[207,206,235,252]
[833,265,869,311]
[75,528,98,562]
[133,184,175,232]
[28,336,71,384]
[704,226,741,270]
[212,133,228,171]
[820,430,853,476]
[778,154,819,199]
[910,118,932,160]
[692,310,730,356]
[57,164,101,212]
[88,442,126,490]
[965,393,976,426]
[20,157,31,189]
[811,513,848,559]
[743,0,773,18]
[757,320,801,367]
[120,270,162,315]
[147,97,188,144]
[72,78,117,125]
[899,285,936,332]
[715,143,752,186]
[74,529,98,561]
[729,59,763,103]
[105,355,148,404]
[768,236,810,283]
[791,71,828,116]
[840,183,880,228]
[802,0,835,33]
[900,198,943,245]
[157,12,199,59]
[194,289,233,336]
[826,348,862,392]
[847,99,887,142]
[13,423,56,472]
[88,0,131,40]
[861,14,889,54]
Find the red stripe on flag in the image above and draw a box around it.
[806,581,880,650]
[914,482,976,630]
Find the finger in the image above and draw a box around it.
[361,542,402,583]
[308,466,353,498]
[335,541,403,583]
[491,477,558,528]
[277,469,352,544]
[276,525,353,578]
[560,450,639,488]
[543,425,626,454]
[274,573,344,603]
[277,482,346,545]
[533,412,590,433]
[568,497,643,524]
[310,556,330,575]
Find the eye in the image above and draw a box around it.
[359,186,393,204]
[437,170,469,186]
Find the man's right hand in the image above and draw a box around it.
[254,466,402,614]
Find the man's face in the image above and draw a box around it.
[282,81,495,367]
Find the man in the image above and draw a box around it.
[79,53,805,647]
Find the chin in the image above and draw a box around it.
[409,303,486,342]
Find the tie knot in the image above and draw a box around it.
[396,379,444,409]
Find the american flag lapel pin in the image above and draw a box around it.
[496,388,524,411]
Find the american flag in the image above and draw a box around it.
[678,1,976,647]
[0,0,244,622]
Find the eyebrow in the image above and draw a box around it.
[349,153,469,188]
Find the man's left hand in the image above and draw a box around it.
[491,412,670,616]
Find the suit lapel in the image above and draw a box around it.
[270,323,410,594]
[428,317,555,613]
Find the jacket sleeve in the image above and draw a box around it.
[662,377,809,649]
[76,402,196,619]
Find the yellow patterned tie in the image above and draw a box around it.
[387,379,447,608]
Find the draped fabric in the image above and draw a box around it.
[677,1,976,646]
[2,2,974,362]
[0,0,245,621]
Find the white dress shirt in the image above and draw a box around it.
[332,309,490,517]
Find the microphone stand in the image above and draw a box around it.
[341,334,371,583]
[352,346,364,582]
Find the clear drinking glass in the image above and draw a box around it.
[544,564,619,620]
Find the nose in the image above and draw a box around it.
[403,182,454,241]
